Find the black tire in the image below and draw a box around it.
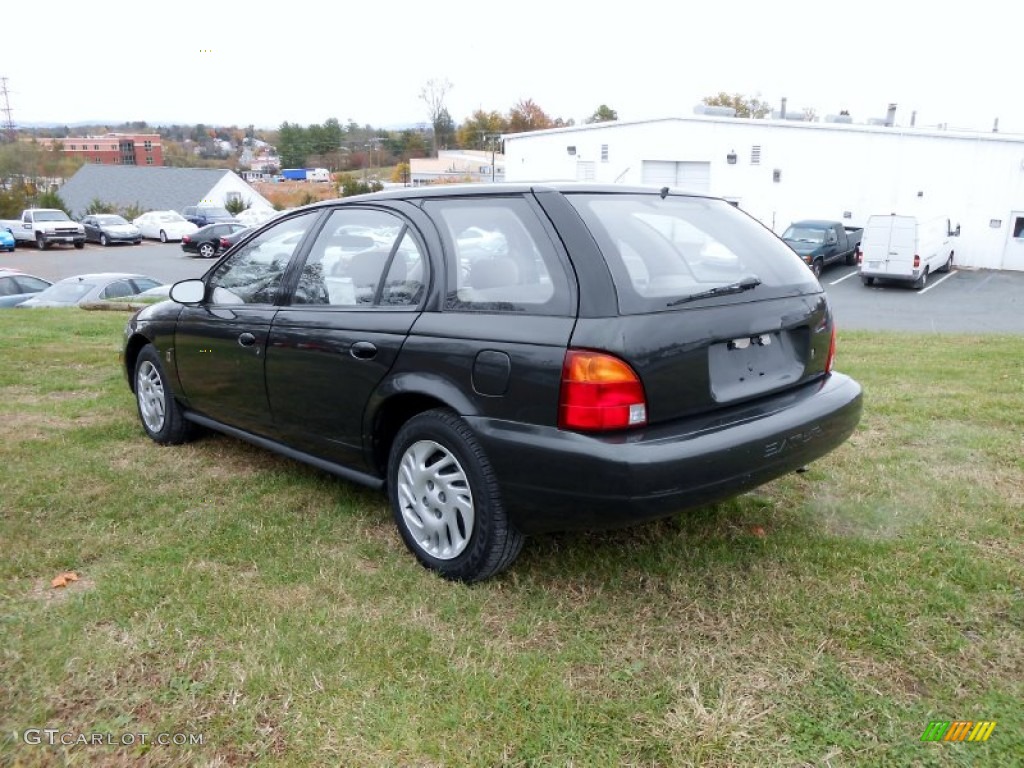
[388,408,524,582]
[941,253,954,273]
[845,249,858,266]
[133,345,193,445]
[73,242,84,249]
[159,230,168,243]
[100,234,109,247]
[36,233,47,251]
[861,276,874,286]
[198,242,216,259]
[914,267,929,290]
[811,259,823,278]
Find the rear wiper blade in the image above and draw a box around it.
[667,276,762,306]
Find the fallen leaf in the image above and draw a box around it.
[50,571,80,589]
[750,526,767,538]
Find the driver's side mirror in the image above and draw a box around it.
[169,279,206,305]
[954,224,961,237]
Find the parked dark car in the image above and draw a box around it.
[181,222,250,258]
[181,205,237,228]
[81,214,143,246]
[122,183,863,581]
[781,220,862,277]
[0,268,52,307]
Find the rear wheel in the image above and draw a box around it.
[388,409,524,582]
[861,276,874,286]
[198,242,216,259]
[914,267,929,290]
[134,345,193,445]
[159,230,168,243]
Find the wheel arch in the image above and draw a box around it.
[123,333,153,392]
[367,380,474,475]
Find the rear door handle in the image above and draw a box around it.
[350,341,377,360]
[238,332,257,347]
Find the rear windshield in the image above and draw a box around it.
[566,193,818,313]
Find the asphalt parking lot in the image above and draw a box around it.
[2,244,1022,333]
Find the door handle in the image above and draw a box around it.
[238,332,257,347]
[350,341,377,360]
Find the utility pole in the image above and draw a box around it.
[484,133,501,183]
[0,77,16,143]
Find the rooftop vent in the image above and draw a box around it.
[825,114,853,123]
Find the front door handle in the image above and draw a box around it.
[238,332,257,347]
[350,341,377,360]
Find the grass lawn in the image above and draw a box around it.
[0,311,1021,767]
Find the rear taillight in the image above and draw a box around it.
[182,235,190,244]
[856,246,862,264]
[219,237,230,248]
[558,350,647,431]
[825,324,837,373]
[913,254,921,268]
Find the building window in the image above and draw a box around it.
[144,140,153,150]
[600,144,609,162]
[146,156,154,165]
[751,145,761,165]
[1014,217,1024,238]
[70,144,76,150]
[94,144,100,150]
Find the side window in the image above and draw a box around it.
[424,197,571,315]
[207,212,317,305]
[294,208,426,307]
[0,277,14,297]
[16,277,50,292]
[100,280,135,300]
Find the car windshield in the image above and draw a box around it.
[200,207,232,218]
[159,213,185,222]
[97,215,128,225]
[37,282,95,302]
[782,226,825,243]
[566,193,818,312]
[33,211,71,222]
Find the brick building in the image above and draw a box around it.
[38,133,164,166]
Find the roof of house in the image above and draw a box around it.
[59,165,251,218]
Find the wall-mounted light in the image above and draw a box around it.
[726,150,737,165]
[917,190,924,198]
[567,145,576,156]
[773,169,782,183]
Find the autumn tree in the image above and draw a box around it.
[585,104,618,124]
[419,78,453,156]
[456,110,509,149]
[701,92,771,119]
[508,99,553,133]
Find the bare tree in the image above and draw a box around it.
[419,78,453,157]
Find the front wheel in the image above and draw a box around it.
[134,345,193,445]
[73,242,84,249]
[811,260,823,278]
[388,409,524,582]
[941,253,954,273]
[36,234,47,251]
[100,234,109,247]
[159,230,168,243]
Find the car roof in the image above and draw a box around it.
[53,272,156,283]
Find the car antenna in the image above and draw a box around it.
[660,186,669,199]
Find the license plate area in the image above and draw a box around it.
[709,331,806,402]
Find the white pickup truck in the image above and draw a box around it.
[0,209,86,250]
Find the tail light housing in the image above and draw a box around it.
[181,235,191,244]
[825,324,837,373]
[219,237,231,249]
[913,254,921,268]
[559,350,647,431]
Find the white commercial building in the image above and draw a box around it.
[503,115,1024,271]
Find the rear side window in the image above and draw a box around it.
[424,197,572,315]
[566,193,818,313]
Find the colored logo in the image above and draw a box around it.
[920,721,996,742]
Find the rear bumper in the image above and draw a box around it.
[470,373,863,534]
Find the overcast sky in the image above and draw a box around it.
[4,0,1020,134]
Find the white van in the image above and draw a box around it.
[859,214,958,289]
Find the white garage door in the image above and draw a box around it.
[641,161,711,193]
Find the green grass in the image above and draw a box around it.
[1,311,1021,767]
